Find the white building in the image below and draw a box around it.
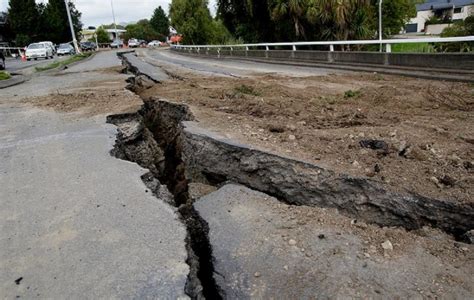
[406,0,474,33]
[81,28,127,43]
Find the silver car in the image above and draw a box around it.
[57,43,75,56]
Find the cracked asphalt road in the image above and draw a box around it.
[0,51,189,298]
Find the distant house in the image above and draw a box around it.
[81,28,127,43]
[406,0,474,33]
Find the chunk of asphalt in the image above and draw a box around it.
[359,139,388,151]
[194,184,474,298]
[122,53,169,83]
[181,121,474,235]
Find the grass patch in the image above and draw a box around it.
[344,89,361,99]
[35,52,93,72]
[0,71,11,80]
[391,42,435,53]
[234,84,261,96]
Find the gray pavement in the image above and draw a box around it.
[142,48,346,77]
[4,56,66,73]
[195,184,474,298]
[0,51,189,298]
[123,53,169,82]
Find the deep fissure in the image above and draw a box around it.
[108,58,473,296]
[107,106,222,299]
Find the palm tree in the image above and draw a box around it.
[307,0,372,42]
[271,0,308,38]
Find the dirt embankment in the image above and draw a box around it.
[140,72,474,204]
[24,68,142,117]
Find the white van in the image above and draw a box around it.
[25,43,54,60]
[40,41,56,55]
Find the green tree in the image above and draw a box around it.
[375,0,417,37]
[306,0,373,41]
[95,26,111,44]
[150,6,169,38]
[43,0,83,44]
[271,0,308,38]
[7,0,39,45]
[218,0,277,42]
[124,19,161,42]
[169,0,215,44]
[217,0,418,43]
[436,15,474,52]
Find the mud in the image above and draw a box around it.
[140,71,474,205]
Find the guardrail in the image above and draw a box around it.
[0,47,25,58]
[172,36,474,53]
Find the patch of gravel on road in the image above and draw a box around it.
[140,71,474,204]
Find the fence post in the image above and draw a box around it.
[230,47,233,57]
[291,44,296,59]
[218,48,221,59]
[206,47,209,56]
[328,44,335,63]
[265,45,269,58]
[384,43,391,66]
[246,46,249,57]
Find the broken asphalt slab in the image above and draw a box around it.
[195,184,474,298]
[180,120,474,235]
[121,52,169,83]
[0,51,189,298]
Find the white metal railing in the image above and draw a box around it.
[172,36,474,53]
[0,47,24,58]
[0,47,24,51]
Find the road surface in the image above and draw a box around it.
[4,56,66,73]
[141,48,347,77]
[0,51,189,298]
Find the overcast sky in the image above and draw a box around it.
[0,0,218,27]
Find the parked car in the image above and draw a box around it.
[80,41,96,51]
[57,43,75,56]
[40,41,56,55]
[25,43,54,60]
[110,40,123,49]
[147,40,161,47]
[128,39,139,48]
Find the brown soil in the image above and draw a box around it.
[25,75,142,117]
[140,71,474,203]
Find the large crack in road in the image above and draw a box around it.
[100,53,474,298]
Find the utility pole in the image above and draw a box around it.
[64,0,80,53]
[110,0,118,41]
[379,0,383,52]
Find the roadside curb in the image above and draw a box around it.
[0,74,27,89]
[37,52,97,76]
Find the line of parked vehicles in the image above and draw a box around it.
[109,38,166,49]
[19,38,164,62]
[24,41,97,61]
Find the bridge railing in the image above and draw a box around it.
[171,36,474,53]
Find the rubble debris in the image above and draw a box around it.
[381,240,393,251]
[359,139,388,151]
